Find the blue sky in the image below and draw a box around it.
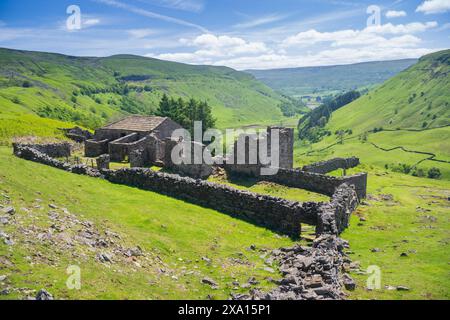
[0,0,449,69]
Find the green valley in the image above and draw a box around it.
[0,47,301,143]
[296,50,450,180]
[246,59,417,100]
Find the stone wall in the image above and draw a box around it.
[12,142,72,158]
[102,168,320,237]
[62,127,93,143]
[265,169,367,199]
[163,139,213,179]
[316,184,359,235]
[96,154,110,170]
[267,126,294,169]
[85,139,109,157]
[13,144,362,239]
[109,134,150,162]
[302,157,360,174]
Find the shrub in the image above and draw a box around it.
[391,163,412,174]
[22,80,32,88]
[427,168,441,179]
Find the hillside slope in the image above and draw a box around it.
[325,50,449,133]
[0,48,289,134]
[246,59,417,97]
[296,50,450,179]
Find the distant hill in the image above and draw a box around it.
[0,47,294,137]
[246,59,418,97]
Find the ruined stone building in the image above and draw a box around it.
[225,126,294,176]
[85,116,182,162]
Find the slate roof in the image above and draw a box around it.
[101,116,167,132]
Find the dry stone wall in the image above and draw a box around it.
[102,168,319,237]
[302,157,360,174]
[13,144,361,239]
[13,142,72,158]
[265,168,367,200]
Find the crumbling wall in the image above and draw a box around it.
[302,157,360,174]
[62,127,93,143]
[85,139,109,157]
[163,139,213,179]
[265,169,367,199]
[108,134,150,162]
[267,126,294,169]
[12,142,72,158]
[96,154,110,170]
[316,184,359,235]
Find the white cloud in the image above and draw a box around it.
[386,10,407,18]
[178,34,270,56]
[416,0,450,14]
[127,28,159,38]
[282,22,438,47]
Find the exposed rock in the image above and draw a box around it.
[342,274,356,291]
[396,286,410,291]
[201,277,218,289]
[97,253,113,263]
[2,207,15,215]
[36,289,53,300]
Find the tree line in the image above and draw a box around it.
[156,94,216,133]
[297,90,361,142]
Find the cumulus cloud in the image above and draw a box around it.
[281,22,437,47]
[385,10,407,18]
[178,34,270,56]
[416,0,450,14]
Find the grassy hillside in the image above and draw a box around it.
[246,59,417,98]
[324,50,449,133]
[295,50,450,180]
[0,147,295,299]
[0,47,291,140]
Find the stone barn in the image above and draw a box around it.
[85,116,182,161]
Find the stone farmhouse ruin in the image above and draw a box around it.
[13,115,367,238]
[85,116,182,162]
